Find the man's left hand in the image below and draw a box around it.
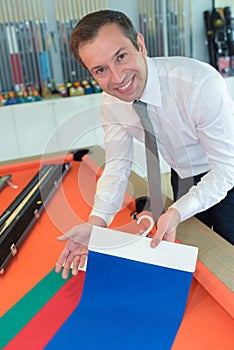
[150,207,181,248]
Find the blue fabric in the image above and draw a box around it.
[46,251,193,350]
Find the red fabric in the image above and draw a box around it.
[5,272,85,350]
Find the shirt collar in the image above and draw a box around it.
[138,57,162,107]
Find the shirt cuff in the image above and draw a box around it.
[169,194,201,222]
[89,208,115,226]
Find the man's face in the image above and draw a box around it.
[79,24,148,102]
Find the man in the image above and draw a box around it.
[56,10,234,279]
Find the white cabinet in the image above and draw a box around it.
[0,106,21,161]
[0,94,103,162]
[0,93,169,175]
[51,94,104,152]
[12,101,59,158]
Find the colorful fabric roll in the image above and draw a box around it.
[46,226,198,350]
[4,271,85,350]
[0,269,71,348]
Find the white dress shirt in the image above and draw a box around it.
[90,56,234,224]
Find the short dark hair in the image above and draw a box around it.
[70,10,139,67]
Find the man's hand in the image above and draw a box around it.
[150,208,181,248]
[55,216,107,279]
[55,223,92,279]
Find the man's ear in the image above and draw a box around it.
[137,33,148,57]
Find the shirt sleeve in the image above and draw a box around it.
[90,98,133,225]
[170,72,234,221]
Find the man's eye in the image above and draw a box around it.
[95,67,107,75]
[117,53,127,61]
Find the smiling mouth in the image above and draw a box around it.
[117,78,133,91]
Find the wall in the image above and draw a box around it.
[109,0,213,62]
[3,0,234,170]
[191,0,212,62]
[108,0,140,31]
[44,0,214,85]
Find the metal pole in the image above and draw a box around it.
[3,0,23,90]
[31,0,50,97]
[67,0,76,83]
[162,0,168,56]
[26,0,43,92]
[36,0,52,84]
[12,0,31,86]
[20,0,40,90]
[62,0,73,82]
[72,0,83,81]
[155,0,161,56]
[146,0,153,56]
[58,0,70,82]
[0,4,14,90]
[189,0,193,58]
[54,0,67,83]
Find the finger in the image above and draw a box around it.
[55,246,70,273]
[62,254,74,279]
[150,235,162,248]
[79,254,87,269]
[62,263,71,279]
[163,231,176,242]
[71,255,80,276]
[150,226,166,248]
[57,234,68,241]
[55,263,62,273]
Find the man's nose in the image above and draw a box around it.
[110,66,125,84]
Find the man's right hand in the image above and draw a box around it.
[55,216,107,279]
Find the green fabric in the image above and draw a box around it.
[0,269,71,348]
